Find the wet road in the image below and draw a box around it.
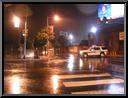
[4,54,125,94]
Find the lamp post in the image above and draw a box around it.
[13,16,20,28]
[13,16,28,59]
[23,19,28,59]
[90,26,97,45]
[47,15,60,64]
[13,16,20,57]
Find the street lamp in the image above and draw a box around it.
[54,15,60,21]
[69,34,73,40]
[13,16,20,28]
[47,15,60,64]
[23,19,28,59]
[13,15,28,59]
[13,16,20,57]
[69,34,73,45]
[47,15,60,28]
[90,26,97,45]
[91,26,97,34]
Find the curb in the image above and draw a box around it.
[106,55,124,58]
[4,58,47,62]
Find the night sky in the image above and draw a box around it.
[4,4,98,46]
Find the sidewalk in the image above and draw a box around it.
[4,55,46,62]
[106,54,124,58]
[107,60,124,74]
[108,55,124,65]
[4,55,63,62]
[105,54,124,74]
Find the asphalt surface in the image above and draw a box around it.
[4,54,125,95]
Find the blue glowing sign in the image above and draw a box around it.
[98,4,111,20]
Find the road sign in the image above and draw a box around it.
[119,32,124,40]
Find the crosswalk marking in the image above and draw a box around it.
[59,71,124,94]
[71,87,124,94]
[63,78,124,87]
[59,73,111,79]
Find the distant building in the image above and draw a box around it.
[79,39,89,50]
[97,4,124,55]
[59,31,69,37]
[97,20,124,55]
[68,45,79,54]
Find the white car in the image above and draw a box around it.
[79,45,108,57]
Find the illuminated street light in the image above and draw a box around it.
[90,26,97,45]
[47,15,60,64]
[13,16,20,28]
[54,15,60,21]
[13,16,21,58]
[69,34,74,45]
[13,15,28,59]
[47,15,60,26]
[69,34,73,40]
[91,26,97,34]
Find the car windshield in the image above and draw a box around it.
[94,47,100,50]
[102,47,107,50]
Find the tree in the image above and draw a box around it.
[34,27,69,55]
[52,35,68,48]
[59,35,68,48]
[34,27,56,50]
[26,38,34,49]
[52,35,68,54]
[34,27,57,56]
[34,28,48,50]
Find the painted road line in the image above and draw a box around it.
[59,73,111,79]
[63,78,124,87]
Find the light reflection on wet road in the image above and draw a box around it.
[4,54,124,94]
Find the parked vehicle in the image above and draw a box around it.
[79,45,108,58]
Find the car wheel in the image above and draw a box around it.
[100,53,105,57]
[83,53,88,58]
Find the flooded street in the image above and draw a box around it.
[4,54,124,94]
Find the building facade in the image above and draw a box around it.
[97,23,124,55]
